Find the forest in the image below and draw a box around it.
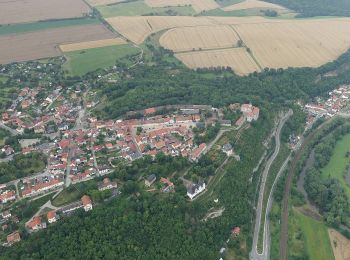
[265,0,350,17]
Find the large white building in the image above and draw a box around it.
[187,181,206,200]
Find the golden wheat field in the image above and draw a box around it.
[328,229,350,260]
[144,0,219,12]
[159,25,239,52]
[105,16,215,44]
[223,0,286,11]
[175,48,261,75]
[86,0,125,6]
[60,38,126,52]
[234,19,350,69]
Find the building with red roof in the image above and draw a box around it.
[47,210,57,223]
[7,231,21,245]
[81,195,92,212]
[27,216,44,231]
[0,190,16,204]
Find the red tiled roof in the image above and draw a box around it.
[47,210,56,220]
[27,216,42,229]
[81,195,92,206]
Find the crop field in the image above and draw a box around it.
[144,0,219,13]
[222,0,286,11]
[97,1,194,17]
[106,16,214,44]
[321,133,350,198]
[87,0,125,6]
[63,44,139,76]
[0,24,115,64]
[175,48,260,75]
[234,19,350,69]
[328,229,350,260]
[0,0,91,25]
[60,38,126,52]
[159,25,239,52]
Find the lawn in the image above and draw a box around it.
[321,133,350,198]
[0,17,99,36]
[97,1,195,17]
[295,210,335,260]
[63,44,140,77]
[52,186,82,207]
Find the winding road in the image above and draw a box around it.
[250,110,292,260]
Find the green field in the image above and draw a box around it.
[97,1,195,17]
[0,18,100,36]
[215,0,244,8]
[295,210,334,260]
[63,44,140,76]
[321,133,350,198]
[52,186,82,207]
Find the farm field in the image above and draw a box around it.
[60,38,126,52]
[222,0,286,11]
[63,44,140,76]
[295,210,335,260]
[97,1,195,17]
[159,25,240,52]
[321,133,350,198]
[175,48,260,75]
[0,24,115,64]
[0,18,99,36]
[328,229,350,260]
[0,0,91,25]
[87,0,125,6]
[144,0,219,13]
[106,16,214,44]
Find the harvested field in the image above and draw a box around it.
[0,0,91,25]
[233,19,350,69]
[175,48,261,75]
[329,229,350,260]
[160,25,239,52]
[87,0,125,6]
[60,38,126,52]
[223,0,286,11]
[106,16,215,44]
[0,24,115,64]
[144,0,219,12]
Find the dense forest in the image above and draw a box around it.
[94,48,350,120]
[265,0,350,17]
[303,122,350,226]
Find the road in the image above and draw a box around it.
[250,110,292,260]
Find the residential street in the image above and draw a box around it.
[250,110,292,260]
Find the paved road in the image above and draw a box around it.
[250,110,292,260]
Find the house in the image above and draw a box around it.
[0,190,16,204]
[145,174,156,187]
[98,178,117,191]
[231,227,241,237]
[241,104,260,122]
[27,216,45,231]
[219,120,231,127]
[1,210,11,219]
[187,181,206,200]
[47,210,57,223]
[222,143,233,156]
[7,231,21,245]
[81,195,93,212]
[190,143,207,161]
[160,177,174,193]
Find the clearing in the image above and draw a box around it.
[144,0,219,13]
[0,24,115,64]
[321,133,350,198]
[0,0,91,25]
[159,25,240,52]
[63,44,140,76]
[175,48,260,76]
[295,210,335,260]
[328,229,350,260]
[60,38,126,52]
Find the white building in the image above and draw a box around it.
[187,181,206,200]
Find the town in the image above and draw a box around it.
[0,64,261,246]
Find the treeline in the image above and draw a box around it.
[94,48,350,120]
[304,122,350,226]
[265,0,350,17]
[0,152,47,183]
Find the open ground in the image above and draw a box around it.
[0,24,115,64]
[222,0,286,11]
[87,0,125,6]
[0,0,91,25]
[60,38,126,52]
